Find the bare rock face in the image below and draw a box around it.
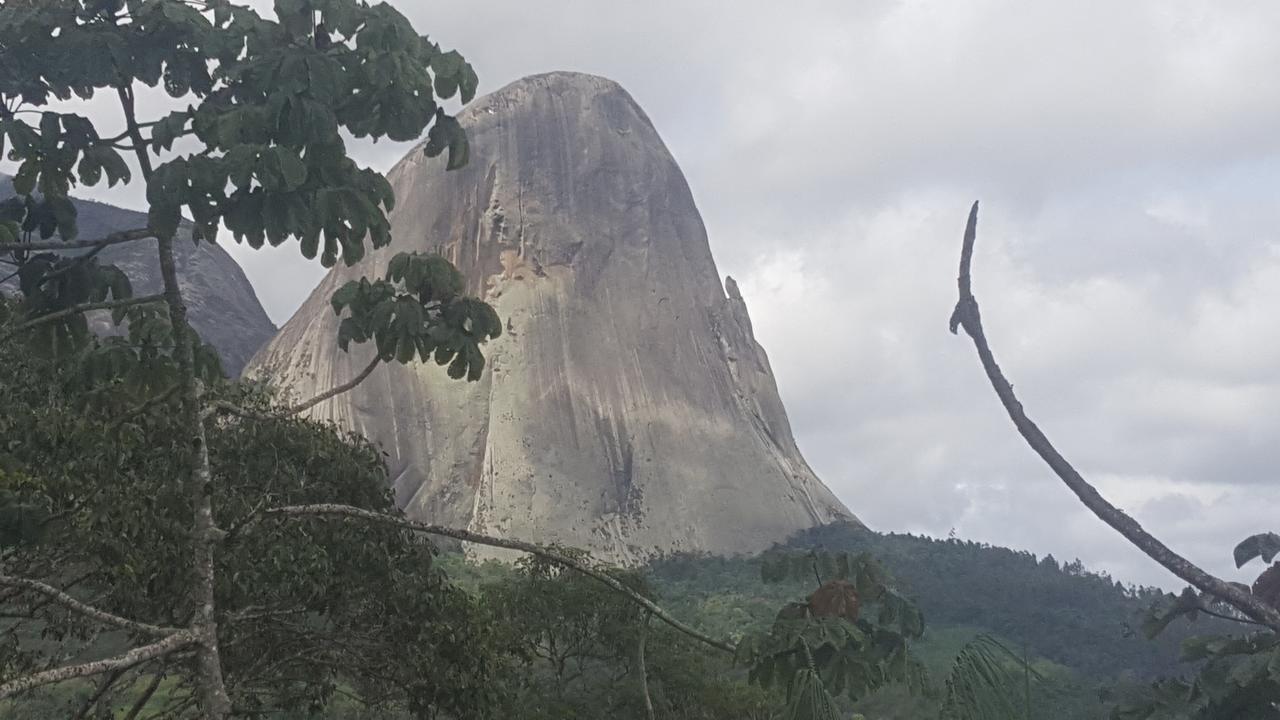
[249,72,857,560]
[1,181,276,376]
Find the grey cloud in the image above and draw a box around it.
[8,1,1279,589]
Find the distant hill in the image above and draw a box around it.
[655,523,1206,678]
[644,522,1221,718]
[0,176,275,375]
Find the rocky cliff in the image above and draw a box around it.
[249,72,856,560]
[1,179,277,376]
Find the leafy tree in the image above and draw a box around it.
[0,0,499,715]
[473,554,779,720]
[482,553,650,715]
[737,549,928,719]
[0,332,507,717]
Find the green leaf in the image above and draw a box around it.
[13,163,38,196]
[423,112,469,171]
[464,346,484,381]
[151,110,190,151]
[39,111,59,141]
[458,62,479,104]
[1142,588,1202,640]
[149,204,182,240]
[96,147,132,187]
[330,281,361,314]
[48,196,77,240]
[225,145,259,190]
[1234,533,1280,568]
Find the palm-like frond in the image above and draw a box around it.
[941,634,1043,720]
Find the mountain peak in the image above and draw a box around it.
[249,74,856,561]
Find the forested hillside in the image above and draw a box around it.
[430,523,1216,720]
[7,522,1211,719]
[644,524,1216,719]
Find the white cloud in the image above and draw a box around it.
[9,1,1280,590]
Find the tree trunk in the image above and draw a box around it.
[155,233,232,719]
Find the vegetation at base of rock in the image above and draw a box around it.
[0,314,506,716]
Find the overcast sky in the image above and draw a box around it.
[34,1,1280,591]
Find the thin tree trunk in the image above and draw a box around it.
[155,232,232,719]
[265,504,736,653]
[118,78,232,718]
[637,611,655,720]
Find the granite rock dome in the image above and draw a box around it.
[249,72,857,560]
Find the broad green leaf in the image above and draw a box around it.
[1234,533,1280,568]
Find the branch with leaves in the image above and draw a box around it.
[0,631,196,700]
[0,293,164,343]
[262,503,736,654]
[0,227,154,254]
[0,573,179,637]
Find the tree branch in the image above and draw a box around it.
[264,504,737,653]
[0,227,155,253]
[71,666,129,720]
[122,662,167,720]
[0,293,164,343]
[0,631,196,699]
[111,384,182,431]
[949,201,1280,632]
[203,356,381,421]
[201,399,266,421]
[637,611,655,720]
[289,356,381,414]
[116,85,154,181]
[0,573,179,637]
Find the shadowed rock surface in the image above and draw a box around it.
[1,178,276,376]
[249,72,857,560]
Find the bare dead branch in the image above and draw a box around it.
[0,227,155,253]
[0,293,164,343]
[0,631,196,699]
[289,356,381,414]
[264,504,737,653]
[949,201,1280,631]
[0,573,179,636]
